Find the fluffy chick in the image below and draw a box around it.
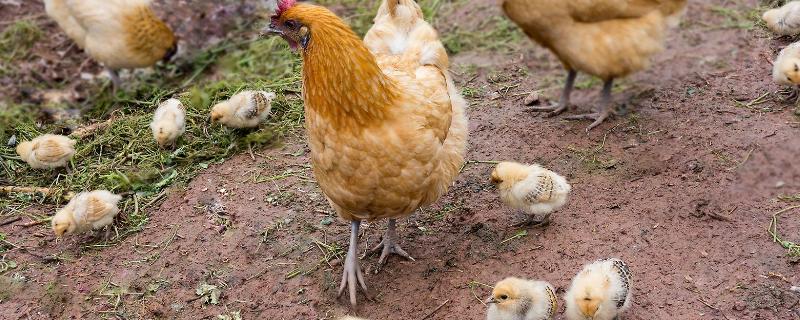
[52,190,122,237]
[150,98,186,147]
[210,90,276,128]
[565,258,633,320]
[763,1,800,36]
[774,42,800,86]
[491,162,571,226]
[487,277,557,320]
[16,134,76,169]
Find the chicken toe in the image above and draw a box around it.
[370,219,415,268]
[566,79,614,131]
[338,221,368,306]
[529,70,576,117]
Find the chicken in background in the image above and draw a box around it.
[363,0,449,70]
[16,134,76,169]
[210,90,276,128]
[502,0,687,131]
[773,41,800,102]
[564,258,633,320]
[763,1,800,36]
[266,0,468,305]
[150,98,186,147]
[52,190,122,237]
[491,162,571,226]
[486,277,557,320]
[43,0,177,90]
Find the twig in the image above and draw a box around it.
[0,217,21,227]
[708,206,736,221]
[21,220,47,227]
[69,116,115,139]
[422,299,450,320]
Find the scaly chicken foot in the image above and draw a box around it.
[529,70,576,116]
[338,220,368,306]
[370,219,415,267]
[566,78,614,131]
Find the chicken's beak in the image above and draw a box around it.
[485,296,497,304]
[262,23,283,37]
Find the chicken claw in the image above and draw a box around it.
[566,78,614,131]
[370,219,415,268]
[338,221,368,306]
[529,70,576,117]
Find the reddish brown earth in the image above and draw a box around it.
[2,0,800,319]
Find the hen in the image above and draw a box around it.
[44,0,177,89]
[267,0,468,305]
[502,0,687,130]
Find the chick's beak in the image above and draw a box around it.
[485,296,497,304]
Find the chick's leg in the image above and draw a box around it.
[529,70,576,116]
[566,78,614,131]
[338,220,368,306]
[370,219,415,267]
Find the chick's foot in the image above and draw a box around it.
[338,221,368,306]
[370,219,415,268]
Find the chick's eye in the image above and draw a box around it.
[500,295,508,300]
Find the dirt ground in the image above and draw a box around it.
[2,0,800,319]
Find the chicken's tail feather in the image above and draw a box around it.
[422,71,468,206]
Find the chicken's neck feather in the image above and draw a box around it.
[297,5,399,130]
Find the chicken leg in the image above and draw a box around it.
[338,220,367,306]
[107,67,122,92]
[566,78,614,131]
[529,70,576,116]
[370,219,415,267]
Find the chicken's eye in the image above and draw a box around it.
[500,295,508,300]
[285,20,298,29]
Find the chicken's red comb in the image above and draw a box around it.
[276,0,297,16]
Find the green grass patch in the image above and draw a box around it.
[0,19,41,61]
[1,23,303,240]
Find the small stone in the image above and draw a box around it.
[523,92,540,105]
[489,91,501,100]
[775,181,785,188]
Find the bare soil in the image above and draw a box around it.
[2,0,800,319]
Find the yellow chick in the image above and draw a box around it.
[774,42,800,86]
[150,98,186,147]
[763,1,800,36]
[564,258,632,320]
[491,162,571,226]
[487,277,558,320]
[52,190,122,237]
[16,134,76,169]
[210,90,276,128]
